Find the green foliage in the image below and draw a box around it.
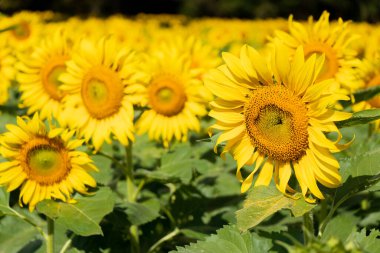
[170,225,272,253]
[124,198,161,225]
[37,187,115,236]
[336,109,380,128]
[0,215,41,253]
[236,184,315,231]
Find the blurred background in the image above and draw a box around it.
[0,0,380,22]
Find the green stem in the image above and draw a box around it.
[318,193,351,237]
[0,25,17,33]
[59,233,75,253]
[46,217,54,253]
[148,227,180,253]
[302,211,314,245]
[125,144,140,253]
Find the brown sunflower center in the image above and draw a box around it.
[304,41,339,81]
[81,66,124,119]
[41,56,69,101]
[148,74,187,116]
[11,21,31,40]
[21,137,70,185]
[244,85,309,162]
[367,74,380,108]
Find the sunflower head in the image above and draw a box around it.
[135,40,210,147]
[274,10,361,94]
[17,29,72,120]
[0,114,98,211]
[59,36,144,151]
[206,41,352,202]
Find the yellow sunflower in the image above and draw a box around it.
[273,11,361,93]
[0,11,43,53]
[0,114,97,211]
[17,30,71,120]
[59,36,144,151]
[135,40,210,147]
[0,39,16,105]
[352,57,380,130]
[205,42,352,202]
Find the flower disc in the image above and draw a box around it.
[303,42,339,81]
[41,56,68,101]
[244,85,309,162]
[148,74,187,116]
[20,137,70,185]
[81,66,124,119]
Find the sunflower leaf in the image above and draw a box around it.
[170,225,272,253]
[337,148,380,201]
[124,198,161,225]
[0,187,13,215]
[342,85,380,107]
[37,187,115,236]
[346,228,380,253]
[236,184,315,231]
[0,215,42,253]
[335,109,380,128]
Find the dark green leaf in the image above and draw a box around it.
[336,109,380,128]
[170,225,272,253]
[124,198,160,225]
[37,187,115,236]
[342,85,380,107]
[347,229,380,253]
[321,213,359,242]
[144,144,211,183]
[337,148,380,201]
[91,154,113,185]
[236,184,315,231]
[0,215,41,253]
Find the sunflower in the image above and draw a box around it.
[0,11,43,53]
[0,114,97,211]
[59,36,144,151]
[17,30,71,120]
[0,39,16,105]
[352,57,380,130]
[273,11,361,94]
[135,40,210,147]
[205,42,352,202]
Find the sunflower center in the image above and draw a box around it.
[304,42,339,81]
[244,85,309,162]
[21,137,70,185]
[41,56,69,101]
[11,21,31,40]
[148,74,187,116]
[367,75,380,108]
[81,66,124,119]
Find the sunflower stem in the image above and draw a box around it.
[125,143,140,253]
[46,217,55,253]
[302,211,314,245]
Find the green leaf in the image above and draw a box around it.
[342,85,380,107]
[321,213,359,242]
[143,143,211,183]
[337,148,380,201]
[37,187,115,236]
[0,187,13,216]
[91,154,113,185]
[336,109,380,128]
[133,134,164,168]
[347,229,380,253]
[0,215,41,253]
[236,184,315,231]
[124,198,160,225]
[170,225,272,253]
[360,211,380,227]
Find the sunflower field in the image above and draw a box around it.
[0,10,379,253]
